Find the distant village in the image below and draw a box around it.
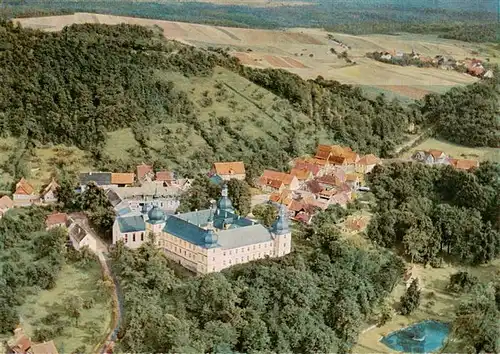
[367,49,495,79]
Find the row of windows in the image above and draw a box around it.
[222,242,273,257]
[222,251,272,266]
[123,232,145,243]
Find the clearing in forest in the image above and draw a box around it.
[18,260,112,354]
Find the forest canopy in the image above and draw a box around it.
[109,208,405,353]
[367,162,500,265]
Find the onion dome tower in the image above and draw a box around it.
[217,183,234,214]
[272,203,289,235]
[204,228,219,247]
[147,188,166,224]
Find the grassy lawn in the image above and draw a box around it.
[354,254,500,353]
[19,260,112,354]
[104,128,140,163]
[402,137,500,162]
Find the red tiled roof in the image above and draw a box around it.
[357,154,380,166]
[261,170,296,186]
[46,213,68,228]
[317,175,342,187]
[449,159,479,170]
[315,145,358,164]
[294,160,321,176]
[269,191,292,206]
[290,168,312,181]
[294,212,312,224]
[155,171,174,182]
[428,149,445,159]
[289,200,306,212]
[0,195,14,210]
[346,173,359,182]
[12,335,32,352]
[136,164,153,180]
[213,162,245,175]
[259,176,284,189]
[14,178,34,195]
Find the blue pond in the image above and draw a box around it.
[381,320,450,353]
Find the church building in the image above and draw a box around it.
[112,184,292,274]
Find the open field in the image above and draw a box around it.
[402,138,500,162]
[0,137,93,192]
[19,260,112,354]
[15,13,491,100]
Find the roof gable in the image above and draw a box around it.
[41,178,59,196]
[213,162,245,176]
[137,164,153,180]
[290,168,312,181]
[15,178,35,195]
[46,213,68,227]
[156,171,174,182]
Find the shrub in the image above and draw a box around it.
[447,271,478,293]
[400,279,421,315]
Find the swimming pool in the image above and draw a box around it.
[380,320,450,353]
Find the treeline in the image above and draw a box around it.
[110,208,404,353]
[326,22,500,43]
[367,162,500,265]
[0,207,67,333]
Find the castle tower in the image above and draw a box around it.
[272,204,291,257]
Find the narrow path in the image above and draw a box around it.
[97,252,124,354]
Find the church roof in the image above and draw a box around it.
[117,215,146,233]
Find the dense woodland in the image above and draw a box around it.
[367,162,500,266]
[110,207,405,353]
[0,208,66,332]
[0,22,498,181]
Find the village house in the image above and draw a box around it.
[155,171,174,185]
[212,162,246,181]
[483,70,494,79]
[0,195,14,219]
[111,173,135,187]
[412,150,449,165]
[68,221,98,252]
[40,178,59,204]
[13,178,39,207]
[345,173,362,190]
[112,184,292,275]
[268,189,293,207]
[290,167,313,183]
[258,170,299,191]
[355,154,381,174]
[45,212,68,230]
[293,159,323,177]
[136,163,154,183]
[314,145,359,171]
[6,327,59,354]
[79,172,115,191]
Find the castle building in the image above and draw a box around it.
[112,184,292,274]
